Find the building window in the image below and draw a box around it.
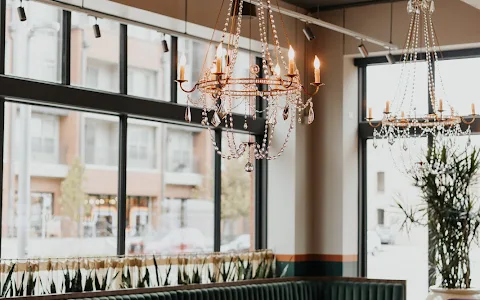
[85,61,118,92]
[31,113,59,164]
[84,117,119,166]
[167,129,194,173]
[377,171,385,193]
[128,68,157,98]
[377,209,385,226]
[128,124,156,169]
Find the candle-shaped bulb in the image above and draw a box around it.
[368,107,372,119]
[274,63,281,77]
[314,55,321,83]
[385,101,390,113]
[288,46,295,74]
[401,111,405,119]
[179,54,187,80]
[472,103,476,115]
[216,43,223,73]
[439,99,444,111]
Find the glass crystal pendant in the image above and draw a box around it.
[244,162,254,172]
[308,106,315,125]
[211,111,221,127]
[283,105,289,120]
[185,106,191,123]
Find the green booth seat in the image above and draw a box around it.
[14,278,405,300]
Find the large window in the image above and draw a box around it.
[0,4,264,260]
[361,56,480,299]
[3,103,119,258]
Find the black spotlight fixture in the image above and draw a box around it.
[161,33,169,53]
[231,0,257,18]
[358,42,369,58]
[386,52,395,64]
[93,17,101,38]
[303,25,315,41]
[17,0,27,22]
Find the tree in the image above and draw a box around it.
[220,156,251,239]
[59,158,87,237]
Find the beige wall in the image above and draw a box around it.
[308,0,480,266]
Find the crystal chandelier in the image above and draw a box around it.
[366,0,477,174]
[176,0,323,172]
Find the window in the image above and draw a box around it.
[125,121,214,255]
[128,123,156,169]
[5,0,62,82]
[167,128,195,173]
[128,68,157,98]
[31,113,59,164]
[435,57,480,116]
[127,25,171,101]
[220,132,255,251]
[3,103,119,258]
[71,12,120,92]
[367,62,428,117]
[84,117,119,166]
[376,171,385,193]
[366,138,428,300]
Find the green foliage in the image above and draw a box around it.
[1,263,15,297]
[59,158,87,237]
[398,145,480,289]
[84,271,94,292]
[153,255,161,287]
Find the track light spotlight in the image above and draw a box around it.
[386,53,395,64]
[17,0,26,22]
[358,43,369,58]
[303,26,315,41]
[161,34,169,53]
[93,17,101,38]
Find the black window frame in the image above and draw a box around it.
[0,2,268,256]
[356,48,480,282]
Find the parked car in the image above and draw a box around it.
[144,227,207,254]
[376,225,396,244]
[367,231,381,256]
[221,234,251,252]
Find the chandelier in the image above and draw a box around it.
[176,0,323,172]
[366,0,476,174]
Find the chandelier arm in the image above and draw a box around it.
[367,119,382,128]
[176,80,199,93]
[280,76,295,89]
[461,115,477,125]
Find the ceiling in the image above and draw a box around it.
[283,0,406,11]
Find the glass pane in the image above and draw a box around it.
[367,62,428,118]
[435,58,480,116]
[177,37,215,105]
[127,25,171,101]
[367,138,428,300]
[71,13,120,92]
[5,1,62,82]
[125,123,214,255]
[2,103,119,258]
[220,132,255,252]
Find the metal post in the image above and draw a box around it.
[170,36,178,103]
[61,10,71,85]
[358,66,367,277]
[213,131,222,252]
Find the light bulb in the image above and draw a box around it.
[288,46,295,60]
[180,54,187,67]
[274,63,281,77]
[314,56,320,70]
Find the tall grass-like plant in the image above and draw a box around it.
[398,145,480,289]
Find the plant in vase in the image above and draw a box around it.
[398,145,480,299]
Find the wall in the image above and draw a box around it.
[308,0,480,277]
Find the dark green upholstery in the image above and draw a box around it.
[66,280,405,300]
